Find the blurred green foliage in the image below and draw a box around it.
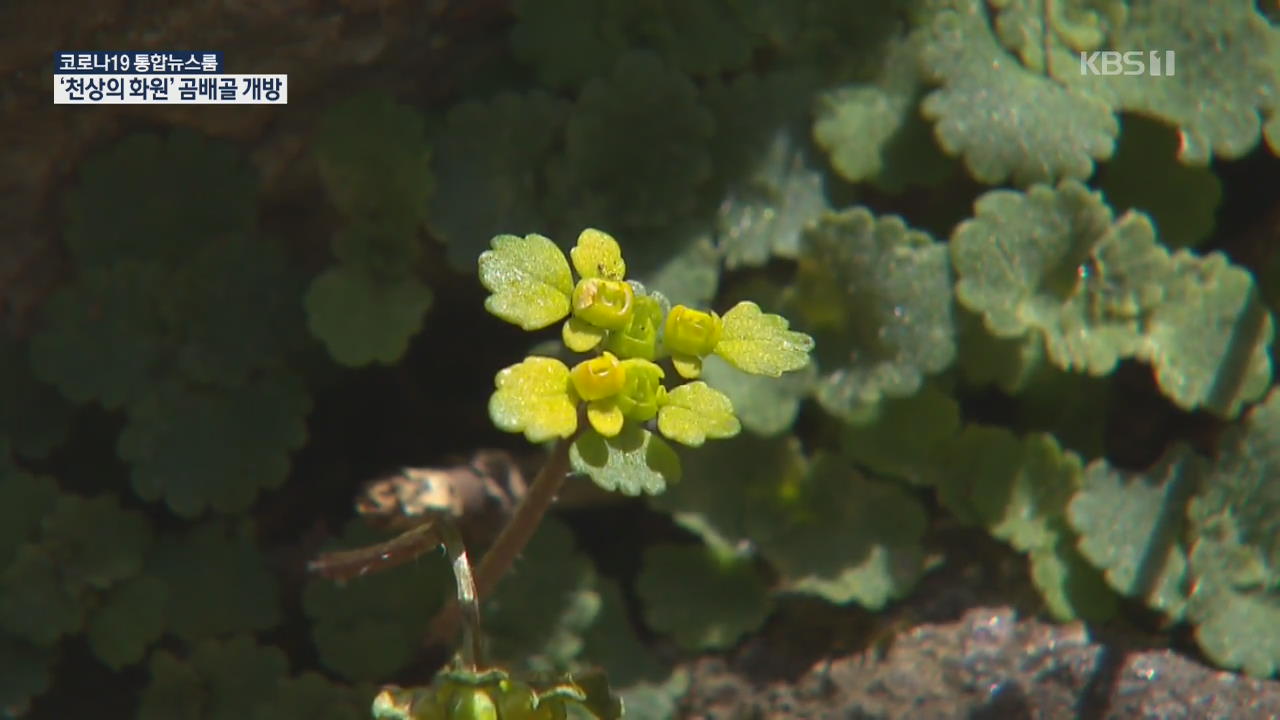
[3,0,1280,718]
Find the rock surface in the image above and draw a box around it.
[680,605,1280,720]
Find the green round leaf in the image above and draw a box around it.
[919,0,1118,185]
[138,636,289,720]
[656,382,741,447]
[489,356,579,443]
[1068,446,1200,619]
[714,301,814,379]
[547,50,714,231]
[636,543,772,651]
[64,130,256,268]
[841,383,960,485]
[313,90,432,225]
[150,522,281,642]
[87,575,168,670]
[952,180,1171,375]
[570,424,682,496]
[797,207,956,418]
[304,264,433,367]
[119,375,310,517]
[1138,250,1274,418]
[429,91,569,273]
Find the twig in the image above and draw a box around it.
[426,430,579,647]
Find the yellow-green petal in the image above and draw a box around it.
[570,351,627,401]
[572,277,635,330]
[478,233,574,330]
[570,228,626,280]
[714,301,814,377]
[489,356,578,442]
[657,382,741,447]
[672,354,703,379]
[563,316,606,352]
[588,399,625,437]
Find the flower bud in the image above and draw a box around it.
[570,351,627,401]
[572,278,634,331]
[604,294,662,360]
[616,359,667,421]
[664,305,722,358]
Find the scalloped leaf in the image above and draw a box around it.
[29,262,170,409]
[0,448,58,569]
[932,427,1082,553]
[304,264,433,367]
[952,180,1172,375]
[1138,250,1274,418]
[478,233,574,330]
[699,354,814,437]
[137,636,289,720]
[571,228,626,280]
[547,50,714,231]
[797,207,956,418]
[313,90,432,226]
[0,333,72,459]
[624,222,721,308]
[1183,388,1280,675]
[1028,534,1119,623]
[656,381,741,447]
[40,493,151,589]
[63,130,256,268]
[511,0,760,88]
[483,516,601,672]
[811,32,953,192]
[715,126,829,268]
[763,454,927,608]
[570,424,682,495]
[1052,0,1280,165]
[0,634,55,714]
[429,90,569,273]
[714,301,814,378]
[119,374,310,517]
[841,383,960,485]
[648,433,808,550]
[150,522,280,642]
[87,574,168,670]
[919,0,1118,185]
[636,543,772,651]
[489,356,579,443]
[303,520,451,682]
[1068,446,1201,619]
[0,545,85,645]
[249,672,367,720]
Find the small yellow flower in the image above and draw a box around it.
[663,305,722,378]
[571,277,635,331]
[570,352,628,436]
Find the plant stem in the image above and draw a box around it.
[426,430,578,647]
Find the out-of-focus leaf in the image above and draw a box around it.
[87,575,168,670]
[1138,250,1274,418]
[1068,446,1201,619]
[304,264,433,367]
[700,354,814,437]
[841,383,960,485]
[636,543,772,651]
[150,522,281,642]
[137,636,289,720]
[429,91,569,273]
[119,375,310,517]
[797,207,956,418]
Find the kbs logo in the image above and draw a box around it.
[1079,50,1176,76]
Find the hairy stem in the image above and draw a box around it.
[427,430,578,647]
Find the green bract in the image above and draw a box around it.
[481,228,815,489]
